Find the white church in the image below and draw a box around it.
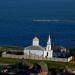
[24,35,53,58]
[2,34,73,62]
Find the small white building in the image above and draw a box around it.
[24,35,53,58]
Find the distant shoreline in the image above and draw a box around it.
[32,19,75,23]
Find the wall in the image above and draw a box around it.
[2,52,72,62]
[24,50,29,55]
[24,50,44,57]
[44,50,53,58]
[53,51,68,58]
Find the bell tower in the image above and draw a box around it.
[46,35,51,50]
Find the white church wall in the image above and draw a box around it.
[24,50,44,57]
[48,50,53,58]
[44,51,47,57]
[24,50,29,55]
[30,50,44,56]
[44,50,53,58]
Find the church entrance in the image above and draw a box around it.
[47,52,48,57]
[46,52,48,57]
[45,52,48,58]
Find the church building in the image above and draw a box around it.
[2,34,72,62]
[24,35,53,58]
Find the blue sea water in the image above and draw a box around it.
[0,0,75,48]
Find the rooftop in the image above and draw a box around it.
[24,45,45,50]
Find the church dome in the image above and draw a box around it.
[33,37,39,46]
[33,37,39,41]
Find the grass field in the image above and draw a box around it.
[0,57,75,69]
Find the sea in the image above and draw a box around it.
[0,0,75,48]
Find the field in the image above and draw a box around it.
[0,57,75,69]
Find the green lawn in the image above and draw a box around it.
[29,60,75,68]
[1,46,24,50]
[0,57,20,64]
[0,57,75,69]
